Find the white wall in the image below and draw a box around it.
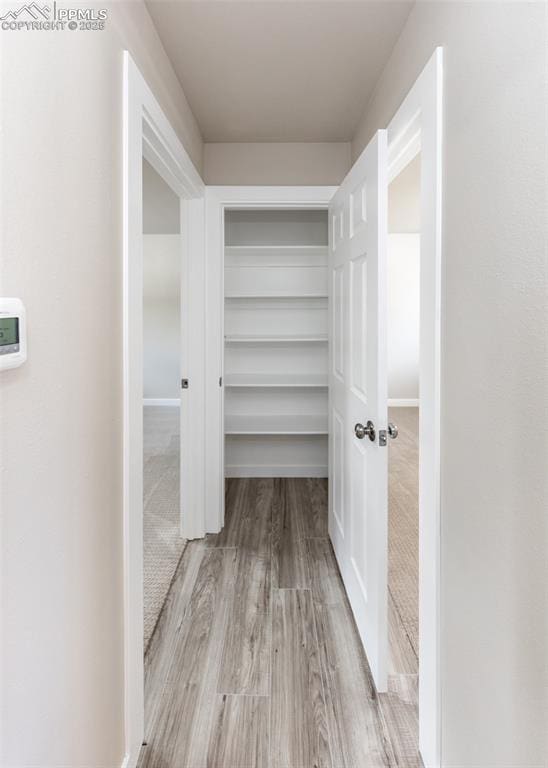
[388,154,420,234]
[204,141,351,185]
[0,3,202,766]
[225,209,329,246]
[388,156,420,402]
[142,160,181,400]
[353,4,547,765]
[387,234,420,401]
[142,158,180,235]
[143,235,180,399]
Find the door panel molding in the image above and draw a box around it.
[328,129,389,691]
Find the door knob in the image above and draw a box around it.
[354,420,376,441]
[379,422,399,446]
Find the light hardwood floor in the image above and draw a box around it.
[138,477,419,768]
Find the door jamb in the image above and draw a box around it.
[204,187,336,533]
[122,51,205,768]
[386,47,443,768]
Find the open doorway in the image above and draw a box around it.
[141,158,186,652]
[381,154,421,761]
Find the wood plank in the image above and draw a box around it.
[218,550,271,695]
[206,694,269,768]
[208,478,273,555]
[204,477,246,548]
[314,601,395,768]
[272,479,310,588]
[305,537,347,607]
[140,477,418,768]
[138,548,236,768]
[270,589,331,768]
[183,548,238,768]
[297,477,329,538]
[143,541,206,739]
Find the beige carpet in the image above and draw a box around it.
[143,406,186,651]
[388,407,419,659]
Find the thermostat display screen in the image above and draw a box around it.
[0,317,19,346]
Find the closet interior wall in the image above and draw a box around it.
[224,209,329,477]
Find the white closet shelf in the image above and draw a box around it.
[224,293,328,299]
[224,246,328,268]
[225,296,328,311]
[224,245,327,249]
[225,414,328,435]
[225,333,327,344]
[224,373,328,388]
[225,264,326,269]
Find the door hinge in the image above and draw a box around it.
[181,378,189,389]
[219,376,223,387]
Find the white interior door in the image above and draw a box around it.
[328,130,389,690]
[179,197,206,540]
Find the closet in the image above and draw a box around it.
[224,209,329,477]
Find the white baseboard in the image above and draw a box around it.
[226,464,328,478]
[143,398,180,407]
[388,398,419,407]
[121,751,138,768]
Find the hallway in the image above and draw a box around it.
[139,478,418,768]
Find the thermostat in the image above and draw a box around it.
[0,298,26,370]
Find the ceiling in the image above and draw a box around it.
[146,1,414,143]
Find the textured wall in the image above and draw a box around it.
[353,3,547,764]
[143,159,180,235]
[143,236,180,399]
[388,155,420,234]
[387,235,420,401]
[204,142,351,185]
[0,3,202,765]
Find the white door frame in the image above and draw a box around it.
[386,48,443,768]
[204,187,336,533]
[122,51,205,768]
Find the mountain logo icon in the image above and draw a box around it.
[0,3,51,21]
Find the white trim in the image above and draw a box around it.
[123,51,205,768]
[120,753,134,768]
[387,108,421,183]
[226,464,328,478]
[143,398,180,407]
[179,196,207,540]
[388,398,420,407]
[205,186,336,534]
[387,48,443,768]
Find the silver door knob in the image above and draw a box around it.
[387,422,398,439]
[354,420,376,441]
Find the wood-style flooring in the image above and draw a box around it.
[138,477,419,768]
